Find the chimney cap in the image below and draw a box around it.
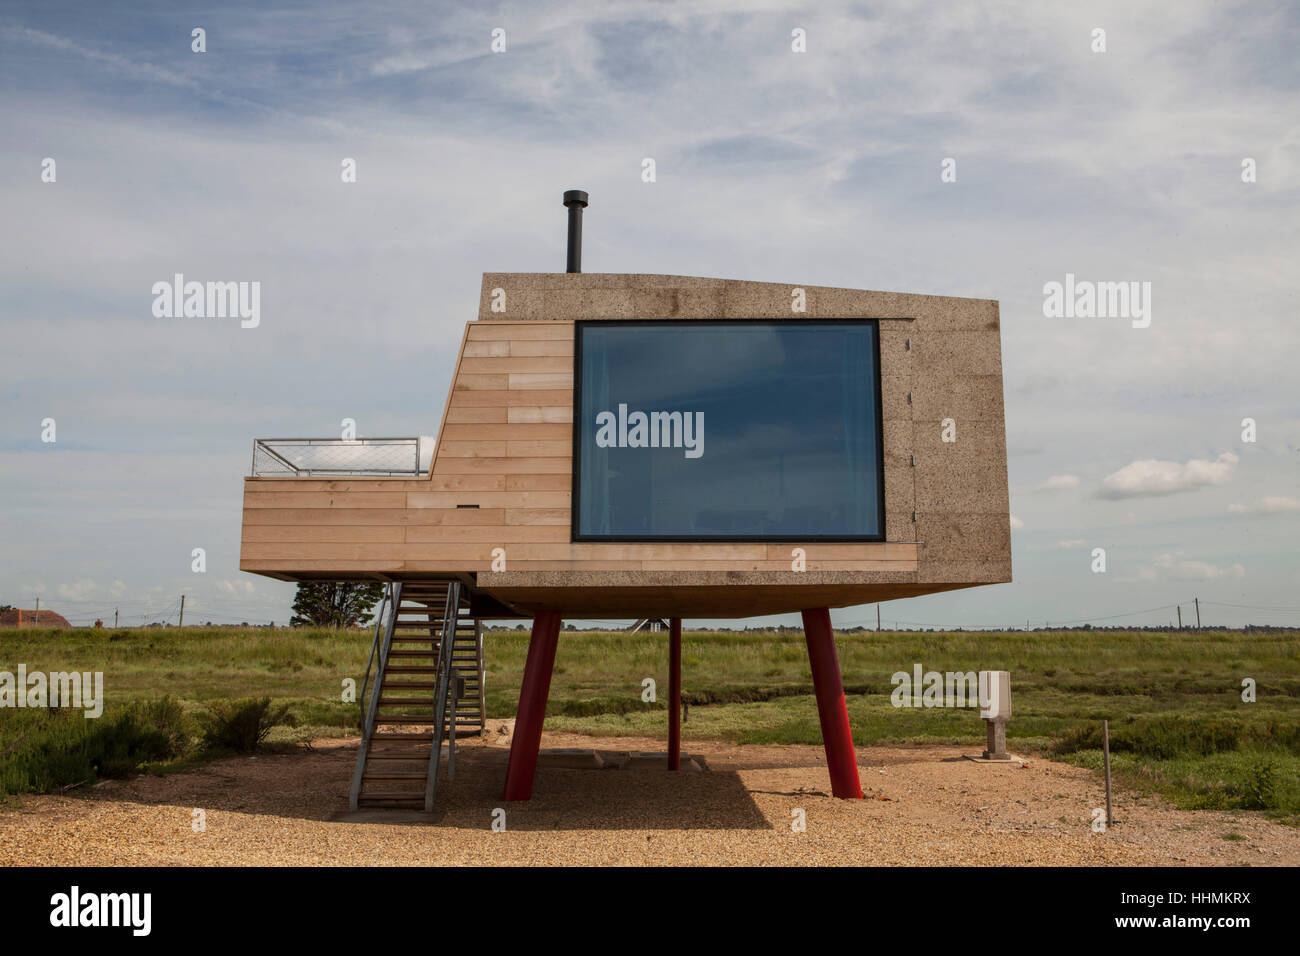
[563,189,589,208]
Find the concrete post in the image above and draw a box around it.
[979,670,1012,760]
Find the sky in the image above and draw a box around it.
[1,0,1297,631]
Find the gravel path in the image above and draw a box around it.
[2,727,1296,866]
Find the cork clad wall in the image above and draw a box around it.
[240,273,1011,617]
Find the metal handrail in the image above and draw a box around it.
[423,581,461,811]
[251,437,422,477]
[357,584,393,729]
[349,581,402,810]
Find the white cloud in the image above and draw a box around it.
[1038,474,1080,491]
[1009,514,1024,530]
[371,53,435,76]
[56,578,100,600]
[1154,553,1246,580]
[1058,539,1085,548]
[1097,452,1238,499]
[1228,496,1300,516]
[217,580,258,597]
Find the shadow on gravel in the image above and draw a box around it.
[79,740,775,832]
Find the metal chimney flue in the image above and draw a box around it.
[563,189,588,273]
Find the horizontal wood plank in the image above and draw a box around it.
[440,424,570,441]
[508,372,571,390]
[467,322,574,341]
[506,440,570,457]
[458,355,571,373]
[448,390,573,408]
[509,339,573,357]
[505,508,571,525]
[405,525,569,543]
[461,340,510,357]
[406,491,571,509]
[242,508,508,527]
[438,440,508,458]
[243,492,407,509]
[507,406,573,424]
[433,457,571,475]
[444,406,508,423]
[504,476,570,491]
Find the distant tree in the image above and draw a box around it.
[290,582,385,628]
[0,604,12,614]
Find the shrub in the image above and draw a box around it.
[200,698,296,753]
[1051,717,1300,760]
[0,697,193,796]
[1241,760,1277,810]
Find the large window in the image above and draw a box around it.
[574,320,885,541]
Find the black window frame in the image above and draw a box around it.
[570,318,888,543]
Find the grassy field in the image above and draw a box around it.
[1,625,1297,820]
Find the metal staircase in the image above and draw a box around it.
[349,581,482,811]
[451,616,486,733]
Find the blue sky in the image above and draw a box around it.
[2,1,1297,629]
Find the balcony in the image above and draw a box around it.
[250,437,426,478]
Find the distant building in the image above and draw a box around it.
[0,608,72,629]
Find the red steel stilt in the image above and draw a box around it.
[668,617,682,770]
[501,610,563,801]
[800,607,864,798]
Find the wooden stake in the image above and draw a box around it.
[1103,719,1113,827]
[179,594,185,628]
[1176,605,1182,630]
[1195,597,1201,629]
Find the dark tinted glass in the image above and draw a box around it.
[575,321,883,540]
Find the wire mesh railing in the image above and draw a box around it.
[251,437,422,477]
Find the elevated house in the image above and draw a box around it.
[240,192,1012,810]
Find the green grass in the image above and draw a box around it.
[1,625,1297,819]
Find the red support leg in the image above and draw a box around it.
[501,610,562,801]
[801,607,864,799]
[668,617,682,770]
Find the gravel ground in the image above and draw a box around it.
[2,725,1296,866]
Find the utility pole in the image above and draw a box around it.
[1194,597,1201,629]
[179,594,185,628]
[876,605,881,632]
[114,607,119,628]
[34,597,39,626]
[1176,606,1182,630]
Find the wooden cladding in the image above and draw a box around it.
[240,320,921,576]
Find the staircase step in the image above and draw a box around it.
[365,751,430,760]
[370,732,435,741]
[385,666,438,674]
[358,796,423,806]
[363,772,427,781]
[378,698,436,706]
